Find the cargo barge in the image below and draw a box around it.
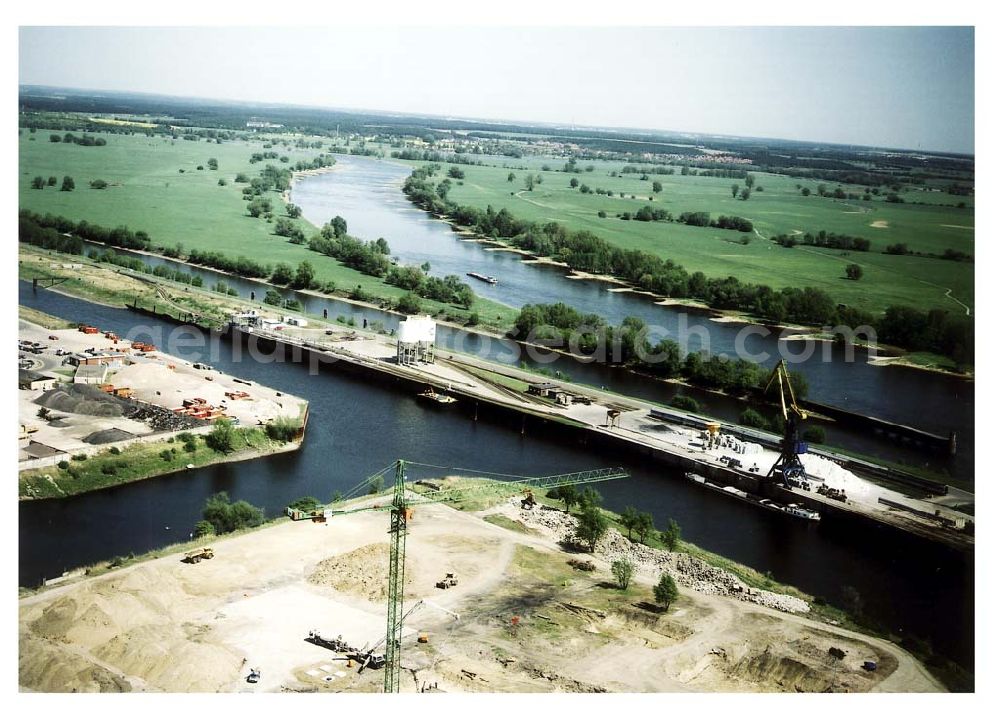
[686,472,821,522]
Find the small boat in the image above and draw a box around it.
[467,272,499,285]
[417,387,457,405]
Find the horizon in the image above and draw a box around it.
[18,81,976,158]
[18,26,975,155]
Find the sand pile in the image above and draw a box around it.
[94,625,241,692]
[307,543,413,602]
[21,562,244,692]
[19,637,133,693]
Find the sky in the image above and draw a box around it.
[18,26,975,153]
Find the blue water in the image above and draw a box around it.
[18,286,974,667]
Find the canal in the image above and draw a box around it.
[18,287,973,668]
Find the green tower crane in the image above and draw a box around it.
[325,459,628,692]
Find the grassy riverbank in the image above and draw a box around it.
[19,425,298,500]
[401,157,974,317]
[18,305,70,329]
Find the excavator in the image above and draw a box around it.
[763,359,809,487]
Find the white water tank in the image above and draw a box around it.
[398,315,436,344]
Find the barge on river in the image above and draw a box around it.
[686,472,821,522]
[467,272,499,285]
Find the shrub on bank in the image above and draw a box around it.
[265,418,299,443]
[670,394,701,413]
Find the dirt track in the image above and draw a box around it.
[18,498,944,693]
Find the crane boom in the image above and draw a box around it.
[763,360,808,485]
[325,460,628,692]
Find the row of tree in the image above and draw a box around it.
[49,132,107,146]
[400,167,972,364]
[510,304,810,397]
[775,230,872,252]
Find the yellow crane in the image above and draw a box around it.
[325,459,628,692]
[763,359,809,485]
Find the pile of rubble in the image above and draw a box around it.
[509,499,809,615]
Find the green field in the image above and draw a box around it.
[19,128,974,319]
[18,130,518,329]
[425,158,974,316]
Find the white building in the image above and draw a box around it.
[396,315,436,365]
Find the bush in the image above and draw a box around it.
[200,492,265,534]
[57,460,70,470]
[611,558,635,590]
[803,426,826,444]
[396,292,423,315]
[205,419,237,453]
[71,453,88,462]
[661,519,682,552]
[739,408,767,429]
[108,446,121,455]
[654,572,679,610]
[575,506,608,552]
[288,496,321,512]
[670,394,701,413]
[193,520,216,539]
[265,418,299,443]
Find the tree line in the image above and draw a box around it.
[401,166,972,365]
[49,132,107,146]
[511,304,809,397]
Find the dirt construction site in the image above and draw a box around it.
[18,490,945,693]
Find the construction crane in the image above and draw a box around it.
[763,359,808,485]
[324,460,628,692]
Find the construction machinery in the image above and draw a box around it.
[763,359,808,486]
[322,460,628,692]
[308,598,459,673]
[435,572,459,589]
[520,489,537,509]
[181,547,214,564]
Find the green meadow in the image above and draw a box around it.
[18,131,517,329]
[433,159,974,316]
[18,128,973,319]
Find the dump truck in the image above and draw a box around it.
[182,547,215,564]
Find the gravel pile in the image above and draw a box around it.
[510,499,809,614]
[83,428,136,445]
[35,384,207,433]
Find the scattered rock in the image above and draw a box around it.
[508,500,809,614]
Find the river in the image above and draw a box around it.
[63,151,974,482]
[18,287,973,668]
[291,156,975,478]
